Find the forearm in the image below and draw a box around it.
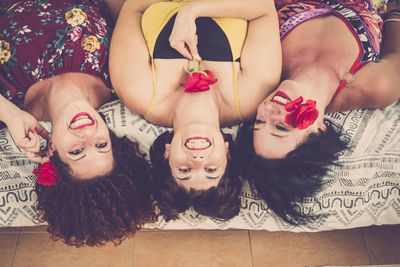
[0,94,20,125]
[179,0,275,21]
[380,12,400,61]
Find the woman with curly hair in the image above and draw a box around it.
[0,0,156,246]
[109,0,281,220]
[237,0,400,224]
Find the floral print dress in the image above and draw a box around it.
[0,0,113,109]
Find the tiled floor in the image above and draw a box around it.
[0,224,399,267]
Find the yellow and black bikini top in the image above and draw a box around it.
[141,0,247,119]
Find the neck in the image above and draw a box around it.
[172,91,221,131]
[285,64,339,111]
[34,73,109,121]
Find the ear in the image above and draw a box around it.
[46,140,56,158]
[225,141,231,160]
[317,120,327,133]
[163,143,171,161]
[224,141,229,150]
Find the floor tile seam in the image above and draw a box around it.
[361,227,373,264]
[132,233,136,267]
[10,228,22,267]
[248,230,254,267]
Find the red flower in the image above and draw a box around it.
[33,161,61,186]
[180,58,217,93]
[284,97,319,130]
[180,70,217,92]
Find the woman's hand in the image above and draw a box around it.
[169,5,202,61]
[6,109,51,163]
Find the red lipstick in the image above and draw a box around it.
[69,112,95,130]
[184,137,212,150]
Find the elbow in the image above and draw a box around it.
[366,75,400,109]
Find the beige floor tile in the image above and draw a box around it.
[362,224,400,265]
[133,230,252,267]
[13,233,134,267]
[0,233,19,267]
[0,226,20,233]
[20,225,48,233]
[250,228,371,267]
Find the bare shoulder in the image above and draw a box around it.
[116,82,155,116]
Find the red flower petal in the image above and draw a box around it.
[32,161,61,186]
[181,70,217,93]
[284,96,303,111]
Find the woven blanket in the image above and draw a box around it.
[1,99,399,231]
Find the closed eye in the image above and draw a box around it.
[253,120,266,131]
[275,124,289,132]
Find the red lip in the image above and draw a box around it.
[69,112,95,130]
[271,91,292,105]
[184,137,212,151]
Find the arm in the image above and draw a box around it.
[169,0,278,60]
[109,0,161,115]
[0,95,50,163]
[236,0,282,119]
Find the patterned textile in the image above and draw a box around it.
[277,0,382,64]
[1,99,399,231]
[0,0,113,109]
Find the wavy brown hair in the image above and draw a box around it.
[236,119,349,225]
[150,131,242,221]
[34,130,157,247]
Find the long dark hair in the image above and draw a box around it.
[150,131,242,221]
[236,119,349,225]
[34,130,157,247]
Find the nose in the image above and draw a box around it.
[73,125,96,139]
[192,155,205,161]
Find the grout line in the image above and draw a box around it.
[248,230,254,267]
[361,227,373,265]
[132,234,136,267]
[10,228,22,267]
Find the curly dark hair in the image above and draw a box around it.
[34,129,157,247]
[236,119,349,225]
[150,131,242,222]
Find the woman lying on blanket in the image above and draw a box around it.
[109,0,281,221]
[236,0,400,225]
[0,0,156,247]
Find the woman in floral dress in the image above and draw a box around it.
[0,0,156,247]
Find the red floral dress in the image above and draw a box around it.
[0,0,113,109]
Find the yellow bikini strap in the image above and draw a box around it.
[232,62,243,121]
[144,59,157,116]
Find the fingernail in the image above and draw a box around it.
[34,128,38,134]
[29,130,34,134]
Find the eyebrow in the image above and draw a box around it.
[70,154,87,161]
[69,147,111,161]
[98,147,112,154]
[175,175,220,181]
[270,133,284,138]
[176,176,191,181]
